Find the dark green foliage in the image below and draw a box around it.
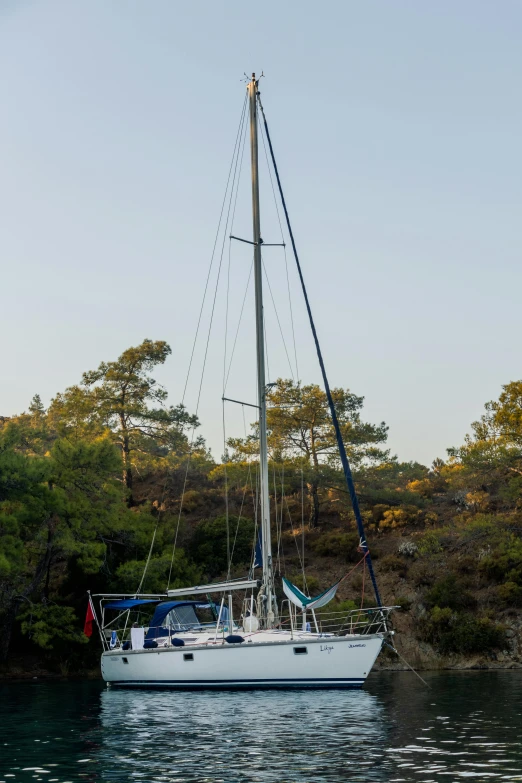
[115,551,201,594]
[422,607,505,655]
[19,604,87,651]
[496,581,522,607]
[479,537,522,585]
[310,531,360,562]
[424,575,476,612]
[379,554,408,576]
[189,515,255,578]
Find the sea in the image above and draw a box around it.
[0,671,521,782]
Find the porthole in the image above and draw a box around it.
[122,657,129,664]
[183,653,194,661]
[293,646,308,655]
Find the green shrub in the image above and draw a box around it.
[311,532,361,562]
[424,574,476,612]
[394,595,412,611]
[421,607,505,655]
[479,536,522,585]
[496,581,522,607]
[334,599,358,613]
[316,598,359,618]
[380,554,408,576]
[417,530,445,556]
[410,561,437,587]
[180,489,205,512]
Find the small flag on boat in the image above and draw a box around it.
[84,597,95,637]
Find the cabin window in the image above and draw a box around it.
[183,653,194,661]
[122,657,129,664]
[293,646,308,655]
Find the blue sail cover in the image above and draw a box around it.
[104,599,160,610]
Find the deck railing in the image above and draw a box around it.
[101,606,395,650]
[279,604,395,637]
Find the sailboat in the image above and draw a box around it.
[91,75,395,689]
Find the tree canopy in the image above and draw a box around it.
[48,339,201,503]
[228,378,391,526]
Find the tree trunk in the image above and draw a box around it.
[307,480,320,528]
[121,432,134,506]
[308,438,321,528]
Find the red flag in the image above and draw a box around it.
[84,599,95,637]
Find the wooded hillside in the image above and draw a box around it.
[1,339,522,674]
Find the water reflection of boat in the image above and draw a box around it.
[98,687,388,779]
[89,74,394,689]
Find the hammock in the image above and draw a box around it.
[282,576,340,611]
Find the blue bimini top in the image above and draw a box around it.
[146,601,219,639]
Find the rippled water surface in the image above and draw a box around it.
[1,672,522,781]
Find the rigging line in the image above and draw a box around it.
[222,92,249,396]
[135,397,194,594]
[224,257,254,391]
[229,407,253,568]
[301,467,307,594]
[168,98,248,590]
[220,109,249,583]
[229,101,249,240]
[282,483,306,578]
[181,92,248,406]
[222,113,249,395]
[136,526,158,595]
[360,554,366,610]
[278,463,287,575]
[259,119,300,380]
[283,246,300,381]
[252,463,260,576]
[242,406,260,579]
[262,259,295,381]
[383,641,431,689]
[263,287,271,384]
[258,93,382,608]
[135,481,166,595]
[222,399,231,580]
[247,460,260,579]
[230,459,252,566]
[272,460,280,574]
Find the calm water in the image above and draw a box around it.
[0,672,521,782]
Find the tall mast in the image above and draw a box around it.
[248,73,275,627]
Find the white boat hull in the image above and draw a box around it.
[101,634,384,689]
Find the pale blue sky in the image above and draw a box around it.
[1,1,521,466]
